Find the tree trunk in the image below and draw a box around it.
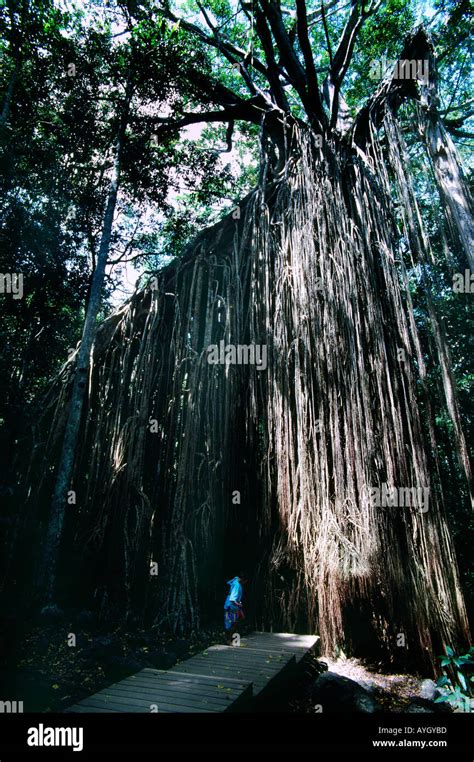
[0,63,19,127]
[417,51,474,269]
[421,113,474,269]
[38,74,134,604]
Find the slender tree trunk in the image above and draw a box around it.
[39,75,134,604]
[0,63,19,127]
[422,114,474,269]
[418,52,474,269]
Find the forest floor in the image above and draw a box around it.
[289,654,452,713]
[2,611,238,712]
[2,612,449,713]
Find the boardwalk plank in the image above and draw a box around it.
[169,648,296,696]
[240,633,319,663]
[65,631,318,713]
[68,692,216,713]
[90,683,236,710]
[124,673,247,698]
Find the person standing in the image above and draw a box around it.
[224,573,246,645]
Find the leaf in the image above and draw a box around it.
[51,684,60,689]
[457,672,467,691]
[445,645,454,657]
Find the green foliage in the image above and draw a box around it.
[435,646,474,711]
[345,0,417,112]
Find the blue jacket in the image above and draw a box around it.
[224,577,242,609]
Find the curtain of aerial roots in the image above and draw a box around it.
[251,122,469,668]
[27,121,470,666]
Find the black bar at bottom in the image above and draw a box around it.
[0,711,472,758]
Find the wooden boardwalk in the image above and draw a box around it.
[65,632,319,713]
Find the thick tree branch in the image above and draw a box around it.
[320,1,333,68]
[444,110,474,129]
[254,6,291,111]
[352,46,419,147]
[262,0,307,94]
[295,0,324,122]
[190,64,248,110]
[260,0,325,127]
[287,0,347,44]
[441,99,474,116]
[328,0,380,128]
[331,0,362,83]
[446,129,474,140]
[148,98,269,133]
